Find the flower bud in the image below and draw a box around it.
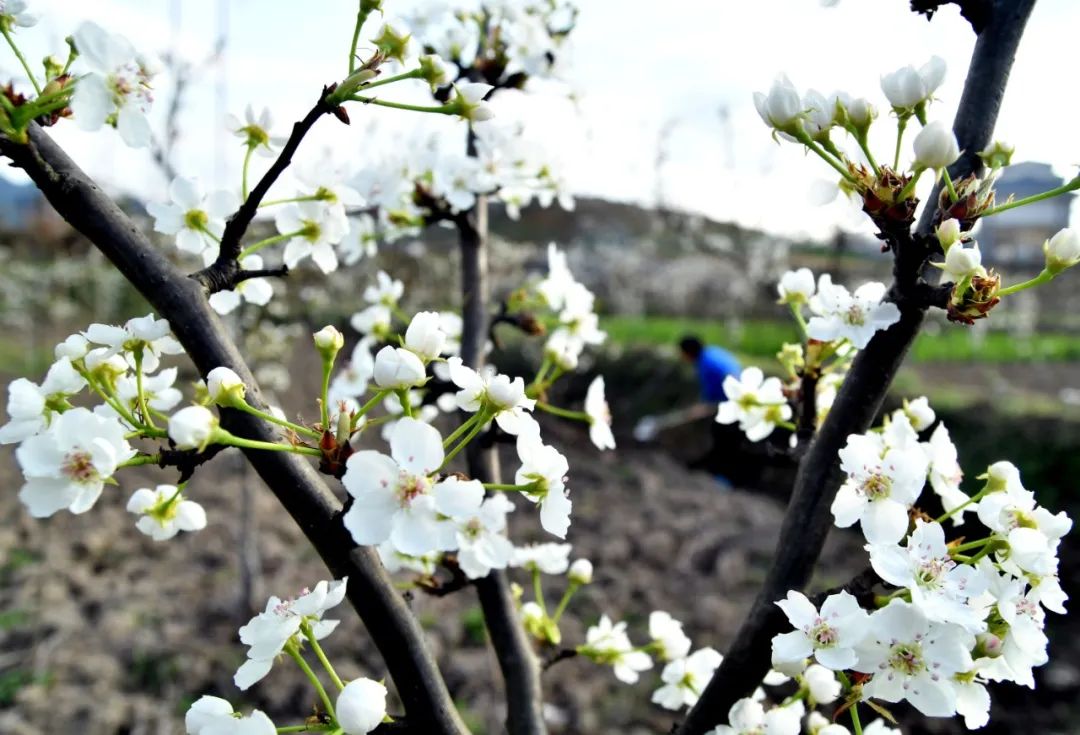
[881,56,945,112]
[844,96,876,130]
[55,333,89,360]
[978,140,1015,170]
[335,67,379,99]
[974,632,1004,659]
[168,405,219,450]
[314,325,345,359]
[903,396,935,432]
[450,82,494,122]
[753,74,804,134]
[486,374,527,410]
[336,678,387,735]
[913,120,960,171]
[935,218,962,251]
[418,54,451,90]
[568,558,593,585]
[942,242,984,282]
[404,311,447,362]
[1044,227,1080,274]
[777,268,815,305]
[985,460,1020,493]
[206,366,246,407]
[373,346,426,389]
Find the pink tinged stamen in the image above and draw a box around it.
[62,450,99,484]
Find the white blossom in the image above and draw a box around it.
[772,590,869,671]
[582,615,653,684]
[168,405,219,450]
[808,275,900,349]
[831,432,929,544]
[234,578,348,690]
[854,599,972,717]
[127,484,207,540]
[584,376,615,450]
[652,647,723,710]
[336,678,388,735]
[881,56,946,111]
[16,407,135,517]
[649,610,692,662]
[716,367,791,442]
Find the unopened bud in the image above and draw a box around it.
[568,558,593,585]
[314,325,345,361]
[1044,227,1080,275]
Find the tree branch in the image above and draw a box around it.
[191,87,337,291]
[456,155,548,734]
[674,2,1036,731]
[0,124,467,735]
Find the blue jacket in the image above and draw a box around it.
[697,345,741,402]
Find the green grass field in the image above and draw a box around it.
[601,315,1080,363]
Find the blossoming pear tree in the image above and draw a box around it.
[0,0,1073,733]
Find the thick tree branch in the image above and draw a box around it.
[0,124,467,735]
[191,87,336,291]
[675,2,1036,732]
[457,181,548,735]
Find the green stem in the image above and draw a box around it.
[258,194,323,208]
[286,644,336,720]
[241,143,255,200]
[133,349,157,430]
[357,68,423,92]
[942,168,958,203]
[320,362,333,429]
[348,95,452,115]
[218,432,323,457]
[437,418,486,473]
[354,389,391,422]
[797,131,856,183]
[981,177,1080,217]
[442,411,483,447]
[534,401,590,422]
[277,725,334,733]
[998,269,1054,297]
[2,25,41,94]
[855,131,881,176]
[396,388,413,418]
[951,536,993,553]
[789,303,809,341]
[893,115,908,170]
[239,229,306,259]
[118,454,161,468]
[235,401,322,440]
[849,702,864,735]
[532,568,547,616]
[935,488,984,524]
[302,621,346,691]
[897,167,925,201]
[482,482,538,493]
[347,1,374,75]
[551,582,579,624]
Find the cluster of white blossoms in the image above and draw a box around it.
[757,396,1072,730]
[186,577,390,734]
[717,266,892,443]
[355,118,574,244]
[69,21,161,148]
[1,313,218,540]
[403,0,576,84]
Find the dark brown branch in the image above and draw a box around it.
[457,168,548,734]
[235,265,290,282]
[541,648,578,672]
[191,87,336,291]
[675,2,1036,732]
[0,124,467,735]
[910,0,992,32]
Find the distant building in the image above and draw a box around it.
[977,162,1073,265]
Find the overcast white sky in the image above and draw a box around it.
[4,0,1079,239]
